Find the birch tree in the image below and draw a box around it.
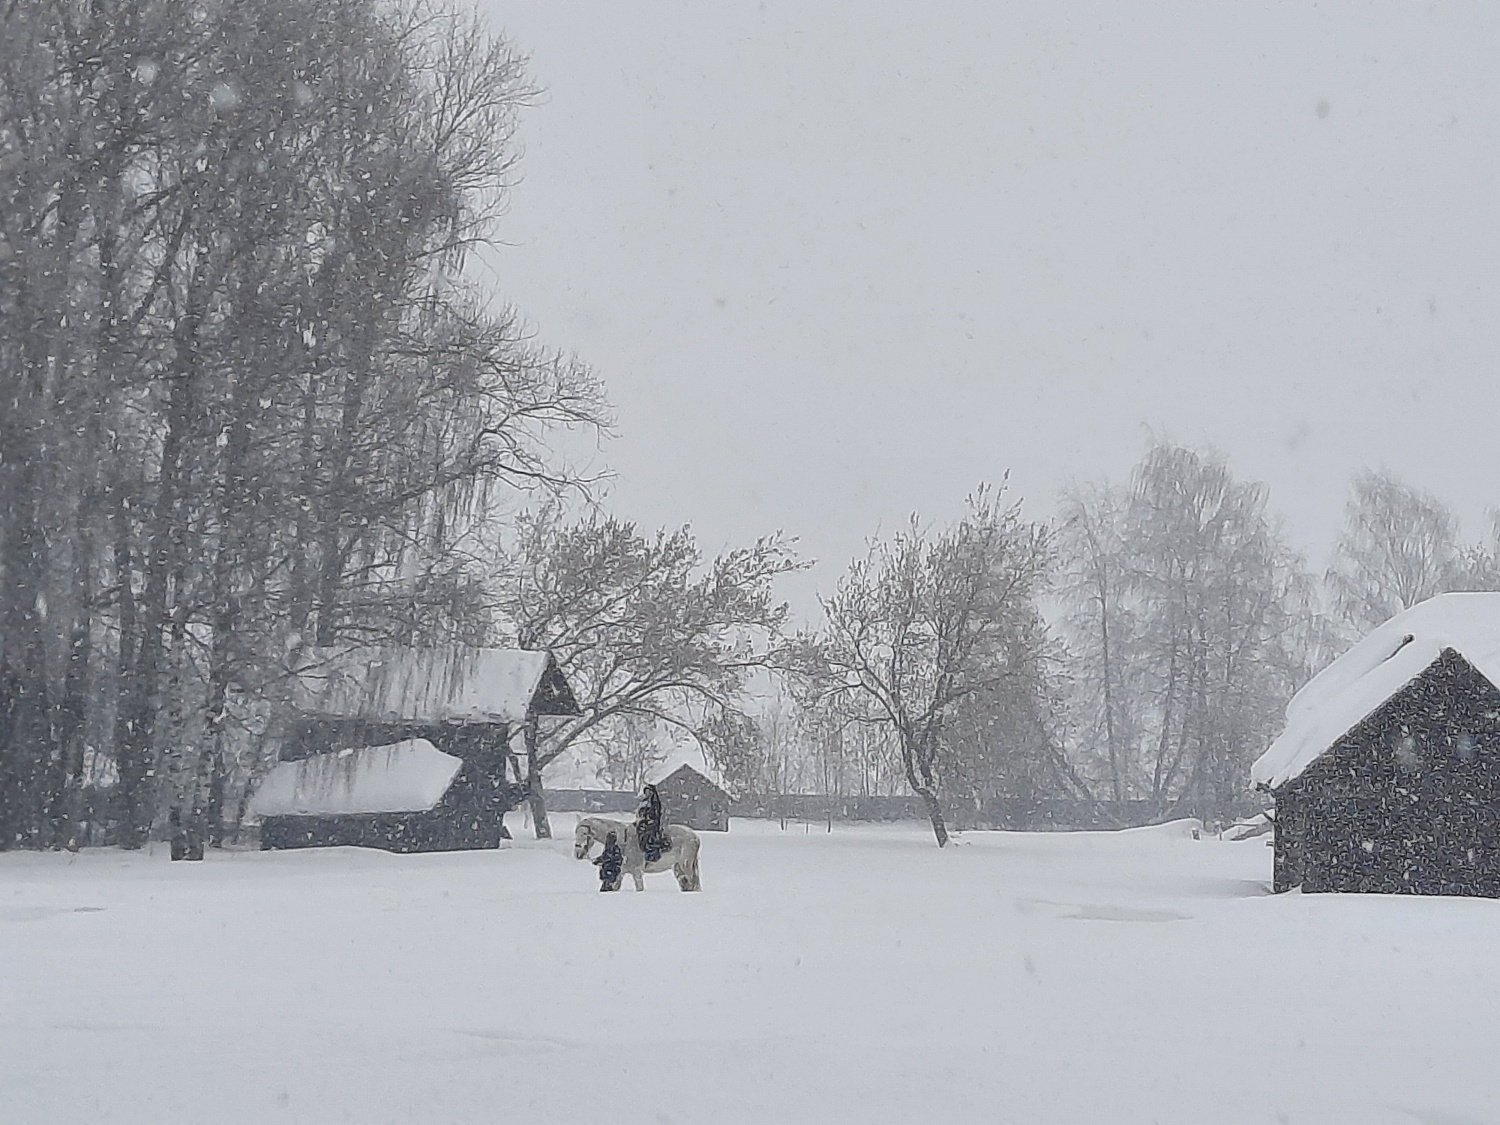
[1448,512,1500,593]
[1055,483,1137,803]
[1326,468,1458,634]
[1055,444,1307,822]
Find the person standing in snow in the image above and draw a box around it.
[635,783,671,863]
[593,831,623,891]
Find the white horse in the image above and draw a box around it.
[573,816,703,892]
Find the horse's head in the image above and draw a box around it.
[573,822,594,860]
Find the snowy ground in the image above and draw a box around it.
[4,818,1498,1125]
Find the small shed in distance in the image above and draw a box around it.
[655,764,731,832]
[255,647,579,852]
[1252,594,1500,898]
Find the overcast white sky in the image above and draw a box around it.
[474,0,1500,614]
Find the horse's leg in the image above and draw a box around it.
[631,866,645,891]
[669,847,692,891]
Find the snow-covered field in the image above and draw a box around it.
[4,818,1498,1125]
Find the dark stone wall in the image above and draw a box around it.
[656,770,731,830]
[664,796,729,831]
[1272,790,1306,894]
[1273,648,1500,898]
[724,793,1177,830]
[259,809,509,852]
[543,789,638,814]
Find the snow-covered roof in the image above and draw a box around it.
[1251,593,1500,789]
[646,749,728,793]
[653,763,731,799]
[287,647,579,725]
[250,739,463,817]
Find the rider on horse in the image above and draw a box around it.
[635,783,672,863]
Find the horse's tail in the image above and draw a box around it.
[676,833,702,892]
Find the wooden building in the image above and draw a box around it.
[655,764,731,832]
[254,647,579,852]
[1252,594,1500,898]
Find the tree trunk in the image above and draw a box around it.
[915,783,949,848]
[117,266,203,846]
[205,756,227,848]
[1095,561,1124,804]
[112,491,153,849]
[231,783,252,846]
[898,729,950,847]
[523,718,551,839]
[0,428,61,849]
[0,268,68,848]
[1150,648,1180,804]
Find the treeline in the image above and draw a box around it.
[430,446,1487,849]
[647,448,1500,846]
[0,0,604,848]
[5,5,1493,855]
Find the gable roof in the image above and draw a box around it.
[1251,593,1500,790]
[287,647,580,725]
[654,763,731,801]
[645,748,729,794]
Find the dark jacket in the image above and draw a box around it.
[594,834,623,887]
[636,785,670,860]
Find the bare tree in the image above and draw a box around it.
[807,487,1052,847]
[1127,445,1306,820]
[1055,484,1136,803]
[495,510,802,837]
[696,709,768,799]
[1326,468,1458,634]
[1056,444,1307,824]
[1445,511,1500,594]
[797,696,906,799]
[594,712,670,795]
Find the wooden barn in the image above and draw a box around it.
[654,764,732,831]
[1252,593,1500,898]
[253,647,579,853]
